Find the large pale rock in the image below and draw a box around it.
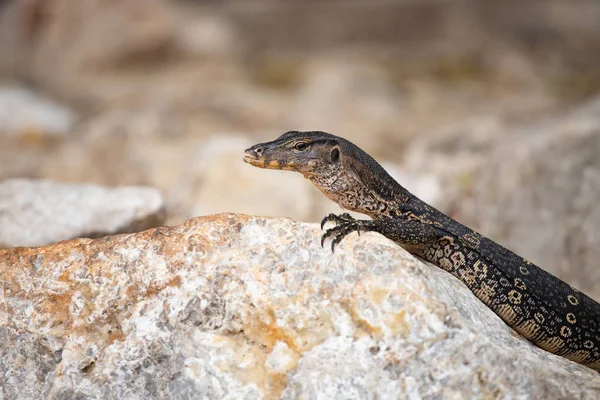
[0,86,76,178]
[0,214,598,399]
[0,179,165,248]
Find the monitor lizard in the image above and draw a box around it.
[243,130,600,370]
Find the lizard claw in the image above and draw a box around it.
[320,214,335,230]
[320,213,356,230]
[321,218,369,252]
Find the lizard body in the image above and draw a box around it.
[243,130,600,370]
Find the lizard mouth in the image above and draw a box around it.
[244,147,296,171]
[243,149,280,168]
[243,148,287,169]
[243,149,266,167]
[243,151,260,165]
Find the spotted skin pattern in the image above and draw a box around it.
[244,131,600,370]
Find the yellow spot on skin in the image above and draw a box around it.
[407,214,420,222]
[450,251,465,267]
[439,258,453,271]
[441,236,454,244]
[566,313,577,324]
[534,312,545,324]
[519,266,530,275]
[443,247,453,258]
[570,285,580,293]
[508,290,522,305]
[568,295,579,305]
[440,237,455,258]
[584,340,595,349]
[459,268,476,285]
[560,326,572,338]
[514,278,526,290]
[461,232,481,247]
[473,260,488,279]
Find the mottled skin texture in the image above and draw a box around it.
[244,130,600,370]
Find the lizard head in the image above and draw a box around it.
[244,130,409,216]
[243,131,343,179]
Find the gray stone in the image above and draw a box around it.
[0,179,165,248]
[0,214,598,399]
[0,86,75,137]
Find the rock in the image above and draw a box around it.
[0,86,75,137]
[1,214,598,399]
[0,179,165,248]
[448,97,600,300]
[0,86,76,178]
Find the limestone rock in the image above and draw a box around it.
[0,179,165,248]
[0,86,75,137]
[0,214,598,399]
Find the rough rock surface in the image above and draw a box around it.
[1,214,598,399]
[0,179,165,248]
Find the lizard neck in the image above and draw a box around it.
[308,167,395,217]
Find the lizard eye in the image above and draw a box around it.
[294,142,309,152]
[330,147,340,163]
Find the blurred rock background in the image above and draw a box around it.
[0,0,599,297]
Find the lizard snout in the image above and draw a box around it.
[243,145,269,168]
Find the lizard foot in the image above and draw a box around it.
[320,213,356,230]
[321,219,368,252]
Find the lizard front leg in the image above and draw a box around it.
[321,213,440,253]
